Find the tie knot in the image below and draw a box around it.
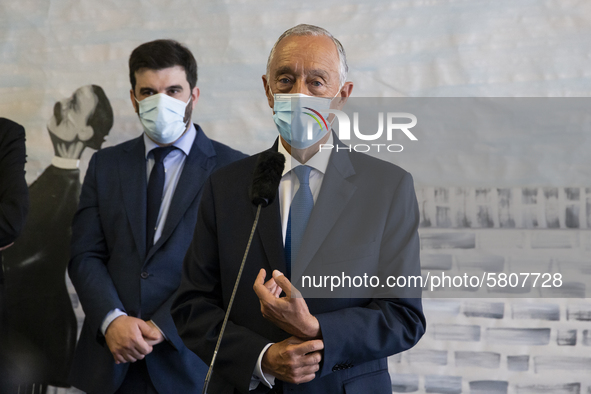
[293,165,312,185]
[151,146,176,164]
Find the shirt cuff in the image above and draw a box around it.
[101,308,127,336]
[149,319,167,340]
[250,343,276,390]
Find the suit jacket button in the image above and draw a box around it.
[141,271,149,279]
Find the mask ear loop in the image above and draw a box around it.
[183,96,193,128]
[266,82,279,116]
[327,85,344,129]
[266,81,276,102]
[133,91,141,114]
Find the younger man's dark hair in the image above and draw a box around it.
[129,39,198,92]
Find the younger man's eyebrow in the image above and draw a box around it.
[139,87,156,95]
[166,85,184,91]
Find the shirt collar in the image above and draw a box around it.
[277,132,333,177]
[51,156,80,169]
[144,123,196,159]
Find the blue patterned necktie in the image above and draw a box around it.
[146,146,175,254]
[285,165,314,279]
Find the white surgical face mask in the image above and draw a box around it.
[135,93,191,144]
[270,88,338,149]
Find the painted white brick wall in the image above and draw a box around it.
[388,187,591,394]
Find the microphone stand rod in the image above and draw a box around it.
[202,204,263,394]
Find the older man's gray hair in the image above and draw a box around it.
[265,24,349,89]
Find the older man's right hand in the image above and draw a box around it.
[105,315,157,364]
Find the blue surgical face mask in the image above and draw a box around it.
[135,93,191,145]
[271,90,337,149]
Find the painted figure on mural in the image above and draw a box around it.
[0,117,30,393]
[2,85,113,393]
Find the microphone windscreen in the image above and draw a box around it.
[249,151,285,207]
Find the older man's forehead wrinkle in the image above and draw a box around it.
[271,36,340,69]
[273,65,331,80]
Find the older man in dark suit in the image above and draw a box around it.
[172,24,425,394]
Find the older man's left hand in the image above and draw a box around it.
[253,268,321,340]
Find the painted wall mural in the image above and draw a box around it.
[2,85,113,393]
[1,1,591,393]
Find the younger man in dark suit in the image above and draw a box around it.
[68,39,245,394]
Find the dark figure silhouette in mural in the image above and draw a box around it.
[3,85,113,393]
[0,118,30,393]
[0,119,28,256]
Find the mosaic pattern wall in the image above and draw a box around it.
[389,187,591,394]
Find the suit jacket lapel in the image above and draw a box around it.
[291,136,357,281]
[146,125,217,262]
[252,141,286,274]
[120,136,148,261]
[254,197,286,274]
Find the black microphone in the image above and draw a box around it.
[249,151,285,207]
[202,151,285,394]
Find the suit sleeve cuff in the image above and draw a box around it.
[101,308,127,336]
[250,343,275,390]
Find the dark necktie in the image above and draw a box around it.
[284,165,314,279]
[146,146,175,254]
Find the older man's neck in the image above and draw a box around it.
[280,133,330,164]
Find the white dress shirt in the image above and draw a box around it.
[143,124,196,245]
[100,124,196,336]
[251,134,333,390]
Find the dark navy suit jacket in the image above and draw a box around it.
[68,125,245,394]
[172,136,426,394]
